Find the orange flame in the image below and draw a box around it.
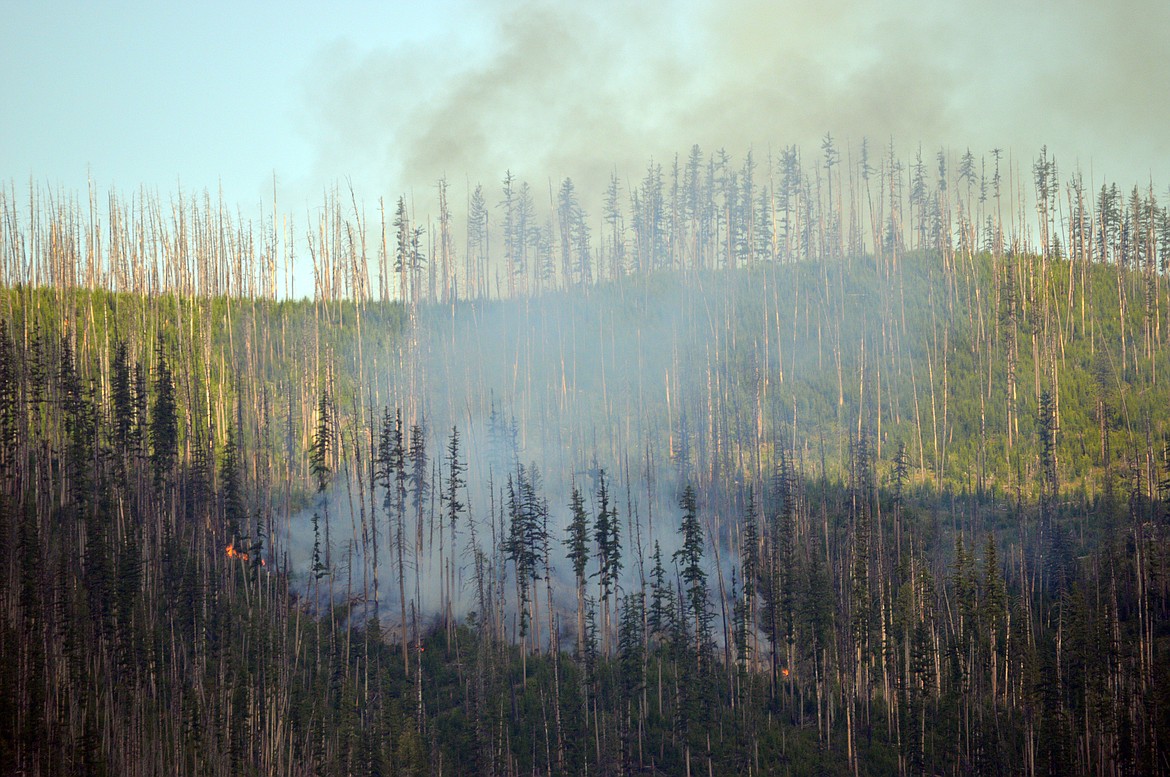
[781,668,790,677]
[225,543,265,566]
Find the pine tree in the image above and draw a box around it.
[617,590,645,770]
[221,423,245,544]
[408,421,428,546]
[466,183,488,299]
[647,540,676,645]
[110,339,134,463]
[506,463,546,641]
[604,171,626,278]
[1038,387,1066,594]
[558,178,592,286]
[762,449,796,694]
[850,431,873,692]
[739,487,760,670]
[592,469,621,654]
[61,336,97,509]
[311,512,329,581]
[0,320,18,475]
[731,570,748,674]
[514,180,535,287]
[132,359,148,461]
[378,408,409,671]
[674,484,711,667]
[149,334,177,492]
[393,196,413,301]
[952,535,976,666]
[981,533,1006,702]
[444,425,465,632]
[310,388,332,495]
[566,482,591,657]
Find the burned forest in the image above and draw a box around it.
[2,141,1170,776]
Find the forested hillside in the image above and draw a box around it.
[2,141,1170,775]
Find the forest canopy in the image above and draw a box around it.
[2,139,1170,775]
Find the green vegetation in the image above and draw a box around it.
[3,146,1170,774]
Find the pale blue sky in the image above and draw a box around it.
[0,0,488,207]
[4,0,1169,214]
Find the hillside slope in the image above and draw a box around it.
[1,249,1169,775]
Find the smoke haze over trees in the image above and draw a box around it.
[3,128,1170,774]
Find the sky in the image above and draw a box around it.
[3,0,1170,217]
